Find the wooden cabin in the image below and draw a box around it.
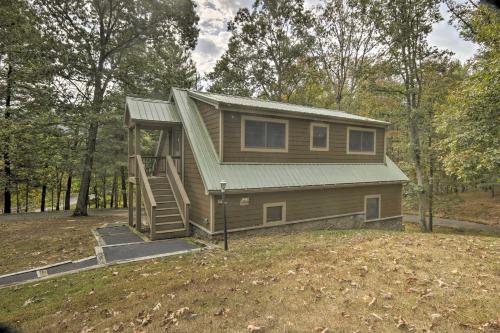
[123,88,408,240]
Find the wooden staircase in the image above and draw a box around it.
[148,176,188,239]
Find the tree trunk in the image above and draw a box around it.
[51,187,54,211]
[41,184,47,212]
[16,183,20,213]
[110,171,117,208]
[3,61,12,214]
[25,182,29,212]
[114,172,119,209]
[408,108,428,232]
[56,174,62,211]
[428,113,434,232]
[120,166,127,208]
[102,170,107,208]
[64,173,72,210]
[73,54,108,216]
[73,121,100,216]
[94,184,99,209]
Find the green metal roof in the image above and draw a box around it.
[125,96,181,125]
[188,90,389,127]
[171,88,408,192]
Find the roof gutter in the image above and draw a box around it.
[207,179,408,195]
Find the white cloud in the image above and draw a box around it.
[193,0,253,75]
[428,3,479,63]
[193,1,478,75]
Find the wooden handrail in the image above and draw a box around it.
[137,155,157,208]
[166,155,190,225]
[166,156,190,206]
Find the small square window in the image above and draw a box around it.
[263,202,286,223]
[310,123,329,151]
[365,196,380,221]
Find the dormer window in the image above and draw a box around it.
[241,115,288,152]
[347,127,376,155]
[310,123,329,151]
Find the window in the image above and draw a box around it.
[310,123,329,151]
[365,195,381,221]
[347,127,376,154]
[263,202,286,224]
[242,116,288,152]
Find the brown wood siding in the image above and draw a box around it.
[223,111,385,163]
[195,100,220,156]
[213,184,402,231]
[183,137,211,225]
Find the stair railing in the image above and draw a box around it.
[142,156,166,176]
[166,155,190,228]
[136,155,157,237]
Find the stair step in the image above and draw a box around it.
[149,183,170,190]
[156,213,182,223]
[155,228,186,234]
[156,201,178,209]
[156,220,183,226]
[152,228,188,240]
[153,189,173,194]
[155,221,184,232]
[156,207,179,213]
[155,194,175,199]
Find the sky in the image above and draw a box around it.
[192,0,480,75]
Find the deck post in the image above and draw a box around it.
[128,126,134,226]
[135,124,142,231]
[128,183,133,227]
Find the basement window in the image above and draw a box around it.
[263,202,286,224]
[347,127,376,154]
[310,122,329,151]
[242,116,288,152]
[365,195,381,221]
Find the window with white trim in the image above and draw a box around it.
[263,202,286,223]
[365,195,381,221]
[242,116,288,152]
[348,127,376,154]
[310,123,329,151]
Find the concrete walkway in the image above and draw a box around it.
[0,223,206,287]
[404,215,500,235]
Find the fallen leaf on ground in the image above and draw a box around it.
[247,324,263,332]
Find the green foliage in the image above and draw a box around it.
[208,0,315,101]
[436,4,500,183]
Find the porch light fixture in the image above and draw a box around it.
[220,180,228,251]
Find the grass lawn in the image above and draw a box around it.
[1,226,499,332]
[0,214,124,275]
[404,191,500,226]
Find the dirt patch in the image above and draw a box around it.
[1,229,498,333]
[404,191,500,226]
[0,214,125,274]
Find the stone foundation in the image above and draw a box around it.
[190,214,404,240]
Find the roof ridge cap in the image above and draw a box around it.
[189,90,349,114]
[126,95,170,103]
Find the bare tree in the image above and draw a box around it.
[315,0,378,109]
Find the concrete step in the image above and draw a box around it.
[156,213,182,223]
[155,221,184,232]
